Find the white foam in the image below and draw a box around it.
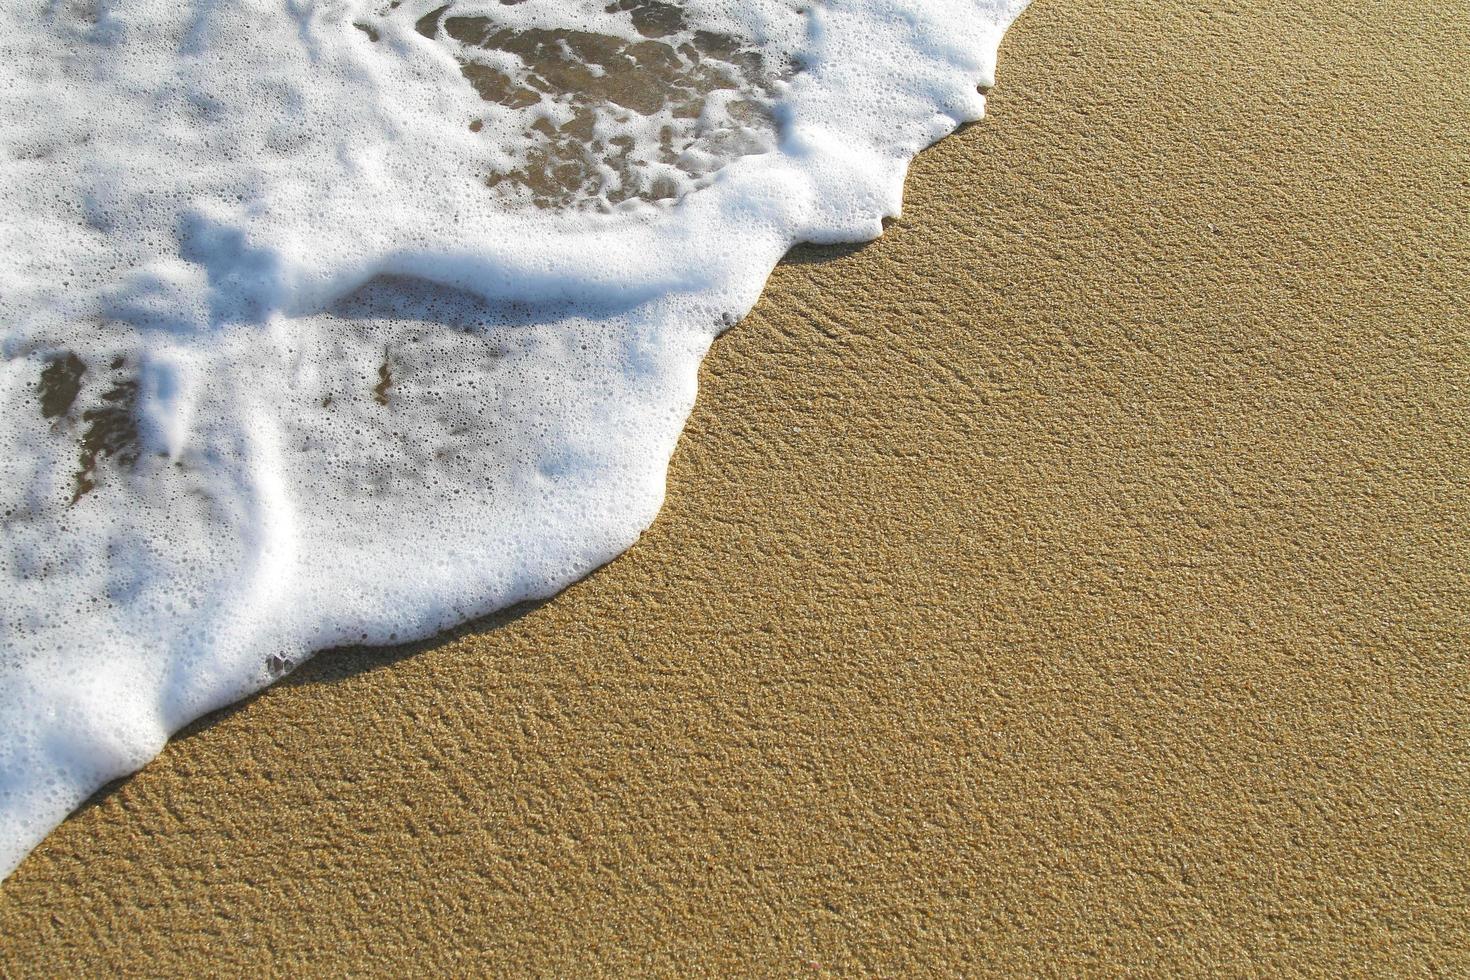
[0,0,1029,879]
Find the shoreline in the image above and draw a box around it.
[3,0,1467,972]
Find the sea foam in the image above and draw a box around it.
[0,0,1029,879]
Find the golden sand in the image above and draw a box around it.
[2,0,1467,972]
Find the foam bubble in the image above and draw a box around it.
[0,0,1029,879]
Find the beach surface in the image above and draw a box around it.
[2,0,1467,972]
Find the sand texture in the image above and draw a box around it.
[2,0,1468,973]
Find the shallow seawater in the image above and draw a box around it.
[417,0,798,208]
[0,0,1029,878]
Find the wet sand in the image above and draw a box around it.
[2,0,1467,972]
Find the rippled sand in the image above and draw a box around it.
[2,0,1466,972]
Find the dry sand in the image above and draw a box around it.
[2,0,1467,972]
